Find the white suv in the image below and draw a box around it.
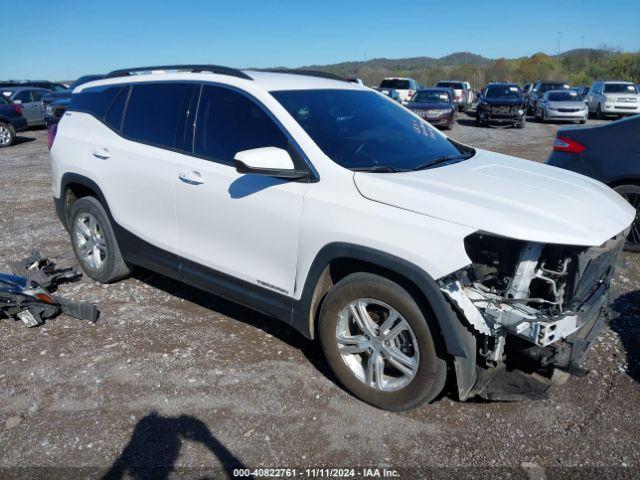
[50,65,633,410]
[587,81,640,118]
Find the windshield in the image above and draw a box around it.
[437,82,464,90]
[548,91,582,101]
[604,83,638,94]
[539,83,569,93]
[380,79,411,90]
[412,90,451,103]
[272,89,470,172]
[485,85,521,99]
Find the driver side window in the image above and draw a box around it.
[194,85,288,166]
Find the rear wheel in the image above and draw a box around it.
[0,122,15,147]
[319,273,447,411]
[614,185,640,252]
[69,197,132,282]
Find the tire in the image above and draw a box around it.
[579,120,586,124]
[319,272,447,411]
[69,197,132,283]
[516,120,525,129]
[613,185,640,253]
[596,104,603,120]
[0,122,15,147]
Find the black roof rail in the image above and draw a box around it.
[257,69,347,82]
[105,65,252,80]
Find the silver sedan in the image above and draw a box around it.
[535,90,588,123]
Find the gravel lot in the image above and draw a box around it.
[0,114,638,479]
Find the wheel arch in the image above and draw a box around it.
[608,177,640,190]
[292,242,471,359]
[57,173,111,230]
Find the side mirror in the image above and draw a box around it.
[234,147,308,180]
[13,99,22,105]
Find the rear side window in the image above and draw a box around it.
[70,85,124,118]
[122,83,193,149]
[194,85,288,165]
[104,86,129,131]
[437,82,464,89]
[380,79,411,90]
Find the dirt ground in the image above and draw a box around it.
[0,114,638,479]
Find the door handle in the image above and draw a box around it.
[92,147,111,160]
[178,171,205,185]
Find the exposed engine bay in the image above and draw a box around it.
[439,232,626,400]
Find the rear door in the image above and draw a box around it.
[174,84,307,303]
[13,90,39,125]
[82,82,195,275]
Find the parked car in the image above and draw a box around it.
[41,75,104,113]
[528,81,570,113]
[0,87,49,127]
[475,83,526,128]
[572,86,590,98]
[0,95,28,147]
[522,83,533,106]
[379,77,419,105]
[50,65,633,410]
[44,97,70,127]
[463,82,474,107]
[406,88,456,130]
[436,81,471,111]
[586,81,640,119]
[547,115,640,251]
[0,80,68,91]
[535,90,588,124]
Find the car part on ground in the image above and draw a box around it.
[475,83,526,128]
[547,114,640,251]
[1,251,99,327]
[50,66,634,409]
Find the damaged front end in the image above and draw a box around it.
[440,232,626,401]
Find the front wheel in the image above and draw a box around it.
[614,185,640,252]
[319,273,447,411]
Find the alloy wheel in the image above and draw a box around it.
[622,192,640,246]
[336,298,419,392]
[74,212,107,270]
[0,125,11,146]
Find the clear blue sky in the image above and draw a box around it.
[2,0,638,80]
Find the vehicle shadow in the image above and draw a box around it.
[456,118,478,127]
[228,174,288,199]
[12,136,37,146]
[608,289,640,383]
[101,411,254,480]
[132,269,334,379]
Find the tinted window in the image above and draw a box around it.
[273,89,470,172]
[380,79,411,90]
[69,85,124,118]
[603,83,638,94]
[485,85,522,99]
[31,90,47,101]
[104,86,129,131]
[195,85,288,165]
[548,91,581,101]
[539,83,569,93]
[122,83,193,149]
[437,82,464,89]
[14,91,32,103]
[412,90,451,103]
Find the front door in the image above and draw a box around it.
[174,84,307,302]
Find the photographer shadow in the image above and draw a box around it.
[101,411,253,480]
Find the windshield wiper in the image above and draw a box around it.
[351,166,406,173]
[412,153,473,171]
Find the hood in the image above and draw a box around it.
[408,102,454,110]
[482,98,523,106]
[353,149,635,247]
